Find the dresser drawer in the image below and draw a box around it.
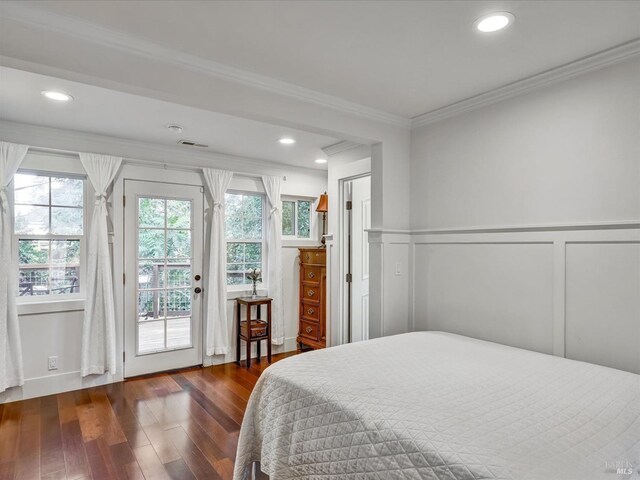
[302,266,322,284]
[300,249,326,266]
[301,301,320,322]
[299,320,319,342]
[302,284,320,302]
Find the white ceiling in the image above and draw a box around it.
[11,0,640,119]
[0,67,341,170]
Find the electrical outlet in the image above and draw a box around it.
[48,356,58,371]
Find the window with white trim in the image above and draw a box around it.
[282,198,312,239]
[13,171,85,299]
[224,191,264,286]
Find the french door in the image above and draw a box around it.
[124,180,204,377]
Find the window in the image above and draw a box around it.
[13,171,85,298]
[225,192,263,286]
[282,198,311,239]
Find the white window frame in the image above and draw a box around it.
[224,190,266,292]
[282,196,315,242]
[12,167,88,305]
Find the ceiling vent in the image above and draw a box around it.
[177,139,208,148]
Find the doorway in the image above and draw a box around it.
[123,180,204,377]
[343,175,371,343]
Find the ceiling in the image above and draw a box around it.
[9,0,640,119]
[0,67,341,170]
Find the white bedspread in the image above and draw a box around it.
[234,332,640,480]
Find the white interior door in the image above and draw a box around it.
[347,175,371,342]
[124,180,204,377]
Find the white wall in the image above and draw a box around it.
[0,128,326,403]
[411,58,640,230]
[410,57,640,374]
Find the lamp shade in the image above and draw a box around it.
[316,193,328,213]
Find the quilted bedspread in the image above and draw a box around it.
[234,332,640,480]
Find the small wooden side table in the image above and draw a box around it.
[235,296,272,368]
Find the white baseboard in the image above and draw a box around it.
[1,337,298,403]
[203,336,298,366]
[0,369,118,404]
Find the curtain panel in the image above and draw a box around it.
[203,168,234,356]
[0,141,28,393]
[261,175,284,345]
[79,153,122,376]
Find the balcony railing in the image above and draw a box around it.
[138,262,191,320]
[18,265,80,296]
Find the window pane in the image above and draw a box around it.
[245,242,261,262]
[225,193,243,239]
[167,200,191,229]
[165,265,191,288]
[14,173,49,205]
[51,240,80,265]
[297,200,311,238]
[227,272,245,285]
[14,205,49,234]
[138,321,165,353]
[163,288,191,318]
[243,194,262,219]
[138,261,163,290]
[138,198,165,228]
[51,177,83,206]
[138,290,159,321]
[139,229,165,258]
[227,242,244,264]
[166,230,191,258]
[19,239,49,265]
[167,318,191,349]
[282,201,294,236]
[51,207,83,235]
[18,240,80,297]
[243,217,262,239]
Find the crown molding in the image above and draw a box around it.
[0,120,327,178]
[1,3,410,129]
[411,38,640,129]
[321,140,363,157]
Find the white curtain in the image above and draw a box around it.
[203,168,233,355]
[261,175,284,345]
[0,141,28,393]
[79,153,122,376]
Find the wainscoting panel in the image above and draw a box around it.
[411,226,640,374]
[414,242,554,353]
[565,242,640,374]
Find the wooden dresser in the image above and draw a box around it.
[297,248,326,350]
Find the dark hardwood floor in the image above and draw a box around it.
[0,353,296,480]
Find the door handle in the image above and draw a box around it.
[194,287,202,294]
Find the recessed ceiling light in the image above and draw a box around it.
[41,90,73,102]
[167,124,184,133]
[278,137,296,145]
[474,12,514,33]
[315,158,327,164]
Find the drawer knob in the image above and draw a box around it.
[307,289,315,297]
[305,254,311,261]
[308,272,315,279]
[308,308,315,315]
[305,326,313,334]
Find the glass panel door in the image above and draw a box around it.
[124,180,204,377]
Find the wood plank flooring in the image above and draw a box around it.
[0,353,296,480]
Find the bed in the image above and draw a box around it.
[234,332,640,480]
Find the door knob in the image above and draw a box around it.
[194,274,201,281]
[194,287,202,294]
